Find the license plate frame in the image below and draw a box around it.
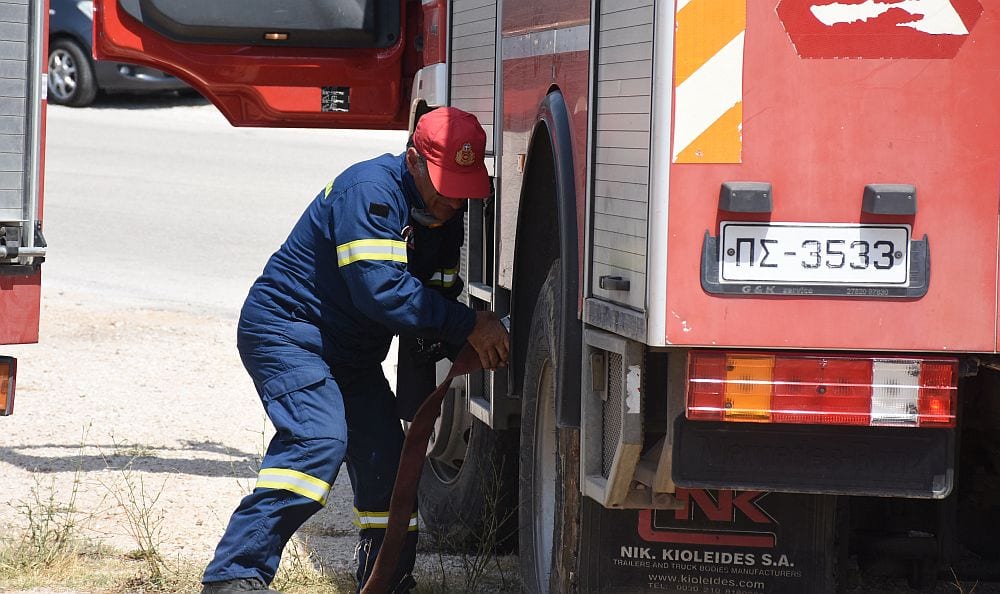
[699,223,929,298]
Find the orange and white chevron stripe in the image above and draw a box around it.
[673,0,745,164]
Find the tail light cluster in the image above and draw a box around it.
[687,352,957,428]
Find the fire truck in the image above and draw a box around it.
[92,1,1000,592]
[0,0,47,419]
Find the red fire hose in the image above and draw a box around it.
[360,344,483,594]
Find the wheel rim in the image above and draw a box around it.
[532,358,557,590]
[48,48,79,101]
[426,382,473,484]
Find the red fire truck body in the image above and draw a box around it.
[664,0,998,353]
[93,0,1000,592]
[0,0,48,416]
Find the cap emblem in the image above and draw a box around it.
[455,142,476,167]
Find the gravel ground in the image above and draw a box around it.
[1,289,520,593]
[0,290,361,575]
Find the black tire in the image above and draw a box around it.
[519,261,581,593]
[47,38,98,107]
[907,558,938,591]
[418,403,519,554]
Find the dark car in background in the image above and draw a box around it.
[48,0,190,106]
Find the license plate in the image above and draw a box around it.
[719,222,911,286]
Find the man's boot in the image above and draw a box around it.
[200,577,282,594]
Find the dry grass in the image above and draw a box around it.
[0,536,353,594]
[270,537,353,594]
[0,545,153,592]
[949,567,979,594]
[423,456,518,594]
[0,428,350,594]
[0,424,518,593]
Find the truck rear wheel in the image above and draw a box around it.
[417,408,518,554]
[519,262,581,592]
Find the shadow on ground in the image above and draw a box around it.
[0,439,258,477]
[81,91,210,110]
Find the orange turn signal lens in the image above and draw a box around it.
[688,354,775,422]
[0,356,16,416]
[723,355,774,422]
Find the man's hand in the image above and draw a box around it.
[467,311,510,370]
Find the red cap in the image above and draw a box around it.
[412,107,490,199]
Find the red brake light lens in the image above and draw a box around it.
[771,356,871,425]
[687,352,726,421]
[917,362,957,427]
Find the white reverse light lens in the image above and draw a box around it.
[871,359,920,426]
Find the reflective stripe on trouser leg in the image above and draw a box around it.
[256,468,332,506]
[353,508,419,592]
[202,435,345,585]
[353,509,418,531]
[203,363,348,586]
[334,364,419,593]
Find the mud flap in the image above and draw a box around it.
[578,491,836,594]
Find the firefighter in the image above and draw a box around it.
[200,107,509,594]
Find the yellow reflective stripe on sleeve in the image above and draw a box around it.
[324,180,334,198]
[336,239,408,267]
[427,268,458,288]
[255,468,331,506]
[352,508,419,532]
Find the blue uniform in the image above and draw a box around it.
[203,153,476,592]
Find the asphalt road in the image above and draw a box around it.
[42,95,407,317]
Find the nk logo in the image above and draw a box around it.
[636,489,778,548]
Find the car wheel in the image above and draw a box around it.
[48,38,98,107]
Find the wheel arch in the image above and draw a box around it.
[48,31,94,57]
[510,88,582,428]
[408,98,435,135]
